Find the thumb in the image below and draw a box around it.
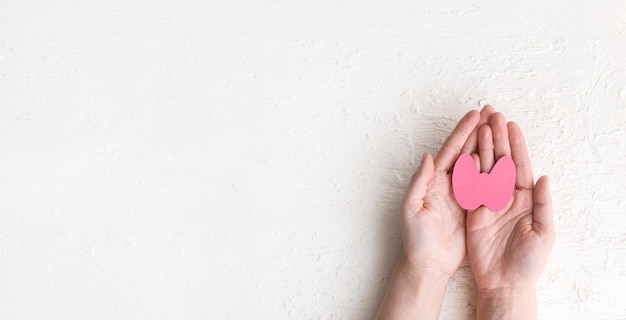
[532,175,554,239]
[403,152,435,215]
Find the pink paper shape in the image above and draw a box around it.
[452,153,516,211]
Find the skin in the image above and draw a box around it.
[467,114,555,320]
[376,105,493,320]
[375,107,554,320]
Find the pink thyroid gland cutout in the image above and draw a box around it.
[452,153,516,211]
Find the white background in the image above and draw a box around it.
[1,1,625,319]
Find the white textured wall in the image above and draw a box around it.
[1,1,625,319]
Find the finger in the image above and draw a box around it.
[471,152,480,171]
[508,121,534,189]
[478,124,494,173]
[489,112,511,160]
[404,152,435,214]
[462,105,495,154]
[434,110,480,172]
[532,176,554,239]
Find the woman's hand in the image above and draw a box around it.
[465,113,555,319]
[399,108,490,279]
[376,105,494,320]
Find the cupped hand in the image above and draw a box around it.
[399,105,494,279]
[465,113,555,290]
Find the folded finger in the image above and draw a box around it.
[478,124,494,173]
[462,105,495,154]
[489,112,511,160]
[508,121,534,189]
[403,152,435,215]
[532,175,554,239]
[471,152,480,171]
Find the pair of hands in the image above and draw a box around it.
[377,106,555,319]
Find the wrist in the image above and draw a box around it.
[376,255,450,320]
[396,253,451,289]
[476,285,537,320]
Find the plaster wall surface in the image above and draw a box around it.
[1,1,625,319]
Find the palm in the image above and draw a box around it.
[399,108,489,278]
[464,115,554,290]
[467,189,549,288]
[402,170,466,277]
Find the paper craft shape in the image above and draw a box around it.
[452,153,516,211]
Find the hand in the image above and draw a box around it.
[376,105,494,320]
[465,113,555,319]
[399,105,494,278]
